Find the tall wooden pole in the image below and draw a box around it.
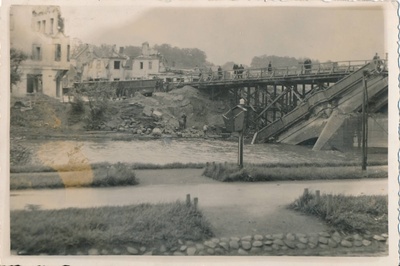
[238,130,244,168]
[362,72,368,171]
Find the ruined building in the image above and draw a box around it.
[10,6,71,99]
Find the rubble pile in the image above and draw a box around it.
[10,86,231,139]
[98,86,229,138]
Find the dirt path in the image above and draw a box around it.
[10,169,388,238]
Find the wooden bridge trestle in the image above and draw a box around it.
[178,60,388,136]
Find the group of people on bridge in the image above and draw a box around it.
[196,53,385,83]
[233,64,245,79]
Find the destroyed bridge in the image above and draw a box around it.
[177,60,388,151]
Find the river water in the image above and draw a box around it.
[12,139,388,237]
[21,138,359,166]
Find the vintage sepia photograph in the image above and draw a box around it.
[1,0,398,265]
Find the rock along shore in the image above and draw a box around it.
[16,231,389,256]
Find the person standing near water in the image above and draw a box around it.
[203,124,208,137]
[181,113,187,129]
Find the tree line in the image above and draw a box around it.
[11,42,320,88]
[250,55,319,69]
[124,43,208,69]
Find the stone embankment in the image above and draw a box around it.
[22,231,388,256]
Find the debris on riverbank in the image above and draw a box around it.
[10,86,230,139]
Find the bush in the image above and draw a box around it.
[10,162,138,190]
[202,162,387,182]
[70,93,85,114]
[11,201,214,255]
[73,83,114,130]
[288,190,388,234]
[93,162,137,187]
[10,142,31,166]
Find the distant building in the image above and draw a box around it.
[10,6,71,99]
[72,44,129,82]
[130,42,166,78]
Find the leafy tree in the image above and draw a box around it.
[154,43,207,69]
[124,46,142,58]
[74,83,114,129]
[250,55,319,69]
[10,48,28,90]
[57,13,64,33]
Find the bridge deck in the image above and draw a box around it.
[178,60,374,89]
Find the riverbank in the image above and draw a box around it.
[10,165,387,190]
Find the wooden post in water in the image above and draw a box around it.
[193,197,198,210]
[186,194,191,206]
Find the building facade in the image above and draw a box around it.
[130,42,166,78]
[73,44,129,82]
[74,42,167,82]
[10,6,71,99]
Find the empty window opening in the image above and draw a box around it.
[10,14,14,30]
[67,45,70,62]
[55,44,61,61]
[50,18,54,34]
[32,45,42,61]
[140,62,144,69]
[27,74,42,93]
[114,61,120,69]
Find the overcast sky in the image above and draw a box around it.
[61,4,386,65]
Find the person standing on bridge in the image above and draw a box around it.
[238,64,244,79]
[304,59,312,74]
[218,66,223,80]
[233,64,238,79]
[267,61,273,74]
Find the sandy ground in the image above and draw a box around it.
[10,169,388,238]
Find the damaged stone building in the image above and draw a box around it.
[10,6,71,99]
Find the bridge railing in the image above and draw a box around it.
[182,59,386,84]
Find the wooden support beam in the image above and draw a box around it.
[247,87,251,106]
[285,85,289,110]
[256,86,289,119]
[273,85,277,121]
[286,84,304,104]
[234,88,238,104]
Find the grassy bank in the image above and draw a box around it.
[10,162,137,190]
[11,201,214,255]
[288,191,388,234]
[202,162,387,182]
[11,159,387,174]
[10,162,205,174]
